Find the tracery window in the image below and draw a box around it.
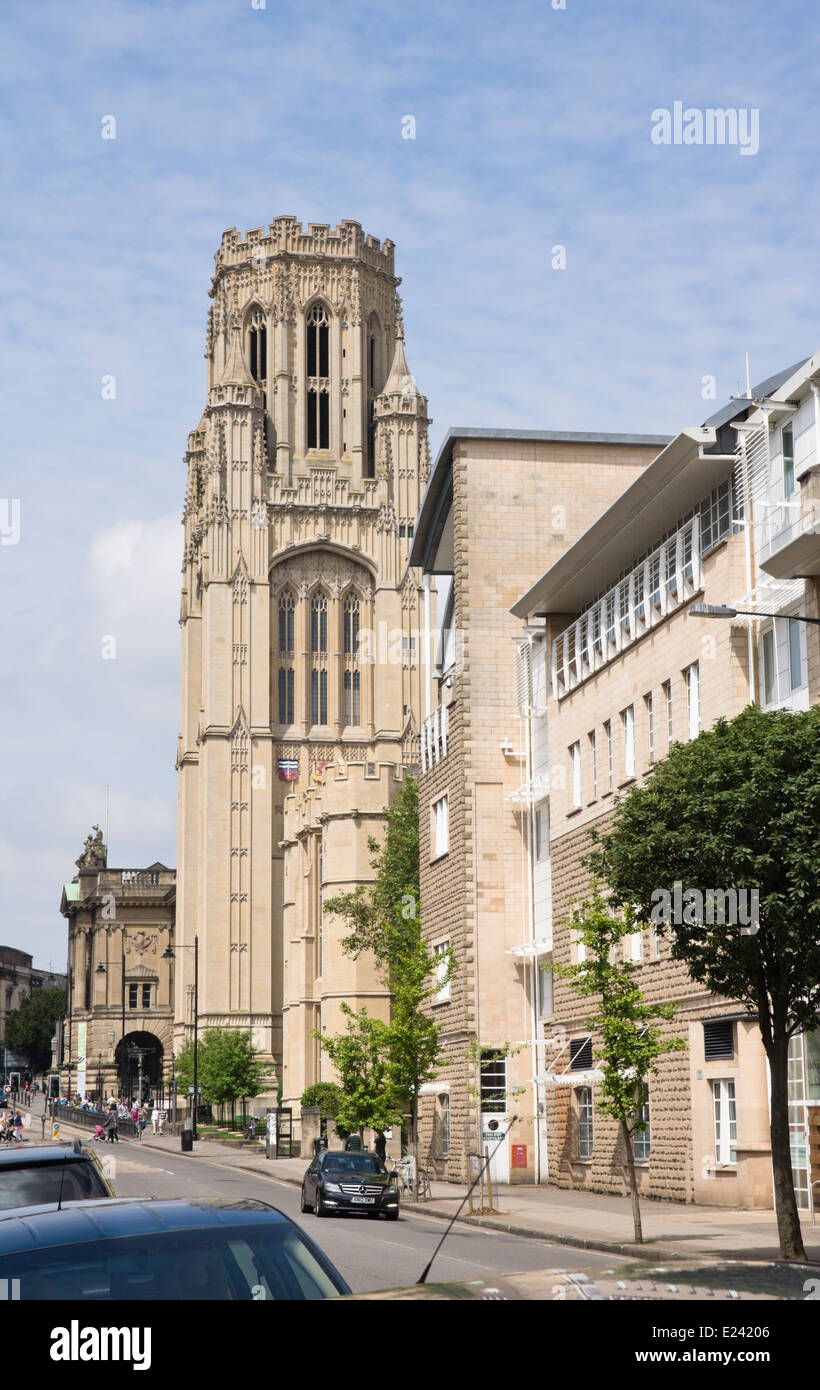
[343,592,361,726]
[247,308,267,383]
[311,591,328,654]
[306,303,330,450]
[278,589,295,655]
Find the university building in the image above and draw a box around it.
[512,353,820,1207]
[409,426,668,1183]
[175,219,429,1115]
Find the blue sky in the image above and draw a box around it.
[2,0,820,968]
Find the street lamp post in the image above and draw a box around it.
[163,935,199,1139]
[690,603,820,625]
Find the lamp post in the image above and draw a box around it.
[690,603,820,625]
[163,936,199,1139]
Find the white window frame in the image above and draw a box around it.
[633,1087,651,1162]
[621,704,635,779]
[588,730,597,800]
[712,1078,737,1166]
[577,1086,594,1160]
[431,794,449,860]
[628,930,642,962]
[645,692,655,763]
[570,741,582,808]
[603,720,613,793]
[434,940,451,1002]
[684,662,700,739]
[663,679,673,746]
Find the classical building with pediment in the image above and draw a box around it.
[175,219,429,1113]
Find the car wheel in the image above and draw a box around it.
[385,1210,399,1221]
[300,1186,313,1214]
[315,1191,327,1217]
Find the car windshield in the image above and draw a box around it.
[323,1155,385,1174]
[0,1161,107,1211]
[0,1225,348,1300]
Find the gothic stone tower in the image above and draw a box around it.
[176,218,429,1110]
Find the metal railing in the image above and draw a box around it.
[47,1101,138,1140]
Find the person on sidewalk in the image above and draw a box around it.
[373,1130,387,1162]
[105,1106,119,1144]
[12,1111,24,1143]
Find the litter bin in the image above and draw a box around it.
[181,1125,193,1153]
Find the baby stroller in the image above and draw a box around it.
[93,1122,106,1142]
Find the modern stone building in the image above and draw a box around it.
[512,354,820,1208]
[175,219,429,1116]
[59,827,176,1101]
[409,426,669,1184]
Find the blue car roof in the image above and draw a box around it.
[0,1197,288,1257]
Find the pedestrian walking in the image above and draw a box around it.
[373,1129,387,1162]
[12,1111,25,1143]
[105,1105,119,1144]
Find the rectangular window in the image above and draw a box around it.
[684,663,700,739]
[570,741,582,808]
[537,961,554,1018]
[629,930,642,962]
[432,795,449,859]
[662,680,673,746]
[438,1093,450,1157]
[604,594,616,649]
[591,606,602,659]
[311,670,327,725]
[142,984,151,1010]
[712,1078,737,1165]
[480,1050,506,1113]
[703,1019,734,1061]
[434,941,451,1002]
[648,552,662,612]
[762,629,776,705]
[618,581,630,638]
[577,1086,594,1159]
[788,618,803,691]
[588,731,597,800]
[633,1086,651,1162]
[621,705,635,778]
[783,425,795,498]
[604,720,613,792]
[645,693,655,763]
[352,670,360,725]
[128,984,138,1010]
[700,479,732,553]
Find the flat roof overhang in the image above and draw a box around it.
[511,428,731,620]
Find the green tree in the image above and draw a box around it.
[587,703,820,1261]
[5,987,66,1073]
[317,1005,403,1136]
[175,1028,266,1112]
[300,1082,344,1121]
[324,777,453,1192]
[553,891,686,1243]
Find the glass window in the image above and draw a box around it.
[663,680,673,745]
[434,941,450,1001]
[311,593,327,654]
[633,1086,650,1162]
[712,1079,737,1165]
[278,591,295,654]
[537,961,554,1018]
[311,669,327,725]
[604,594,616,648]
[128,984,138,1009]
[645,693,654,763]
[588,731,597,800]
[570,741,582,807]
[621,705,635,778]
[762,628,776,705]
[432,795,449,858]
[343,594,360,655]
[788,618,803,691]
[577,1087,593,1159]
[438,1093,450,1157]
[684,663,700,739]
[648,552,662,611]
[604,720,613,792]
[700,480,732,553]
[142,984,151,1010]
[480,1050,506,1113]
[783,425,795,499]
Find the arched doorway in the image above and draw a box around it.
[115,1032,164,1104]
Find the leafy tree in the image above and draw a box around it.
[587,703,820,1261]
[175,1028,266,1111]
[553,891,686,1243]
[300,1082,344,1119]
[324,777,453,1192]
[317,1005,404,1136]
[5,987,66,1073]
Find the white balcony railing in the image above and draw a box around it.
[420,703,448,774]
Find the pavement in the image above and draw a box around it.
[43,1104,820,1265]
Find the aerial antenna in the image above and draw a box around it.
[416,1117,518,1285]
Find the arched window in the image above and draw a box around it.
[247,308,267,383]
[306,304,330,450]
[365,314,379,478]
[311,591,328,654]
[278,668,294,725]
[343,592,361,726]
[278,589,295,655]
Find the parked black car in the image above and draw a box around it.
[0,1197,351,1299]
[0,1141,114,1211]
[301,1150,400,1220]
